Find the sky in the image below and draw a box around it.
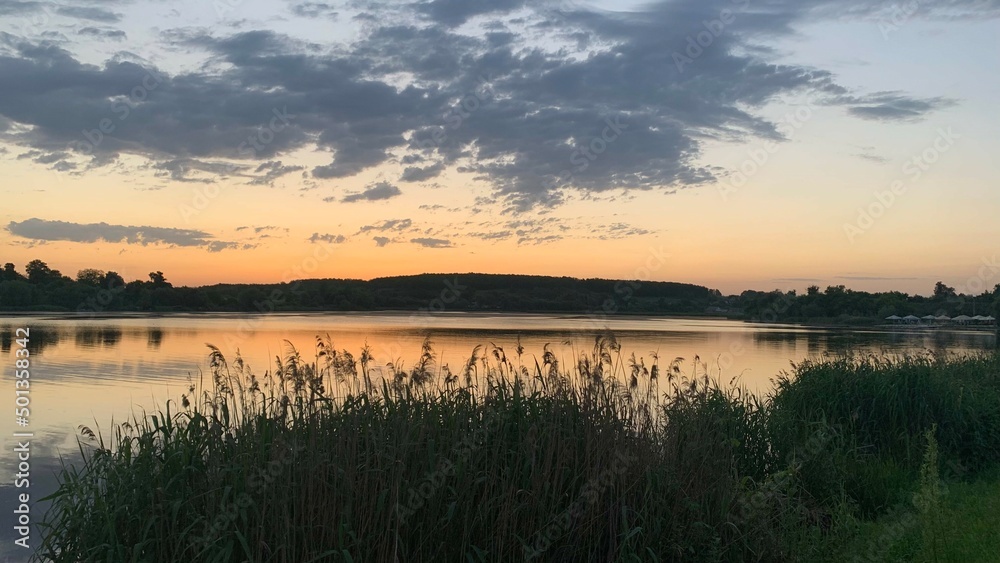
[0,0,998,295]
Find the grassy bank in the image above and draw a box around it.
[36,338,1000,562]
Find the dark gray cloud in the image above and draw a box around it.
[341,181,402,203]
[7,218,244,251]
[78,27,127,41]
[601,222,652,238]
[467,230,512,241]
[249,160,304,185]
[206,241,256,253]
[290,2,338,18]
[411,237,453,248]
[358,218,413,233]
[399,162,445,182]
[839,92,955,122]
[154,159,246,183]
[373,236,390,247]
[0,2,45,17]
[0,0,990,212]
[308,232,347,243]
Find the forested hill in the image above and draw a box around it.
[6,260,996,322]
[0,262,719,314]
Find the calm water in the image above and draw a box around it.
[0,313,995,557]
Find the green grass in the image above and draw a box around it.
[35,338,1000,562]
[804,468,1000,563]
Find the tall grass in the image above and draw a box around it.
[35,339,1000,562]
[769,353,1000,515]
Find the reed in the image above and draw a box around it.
[35,338,1000,562]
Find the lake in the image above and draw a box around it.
[0,312,995,557]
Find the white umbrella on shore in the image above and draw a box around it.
[953,315,973,323]
[885,315,902,321]
[936,315,951,321]
[921,315,937,321]
[903,315,921,322]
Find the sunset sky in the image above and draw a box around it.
[1,0,998,295]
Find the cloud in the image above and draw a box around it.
[0,2,46,16]
[206,241,256,252]
[78,27,127,41]
[411,237,453,248]
[308,232,347,243]
[154,159,245,183]
[0,0,989,211]
[595,222,653,240]
[467,230,512,241]
[341,181,402,203]
[249,160,304,185]
[290,2,338,18]
[840,92,956,122]
[399,163,445,182]
[6,218,245,251]
[357,218,413,233]
[373,236,390,247]
[853,145,890,164]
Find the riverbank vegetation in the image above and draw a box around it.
[35,337,1000,562]
[3,259,1000,322]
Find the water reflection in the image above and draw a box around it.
[148,328,164,350]
[74,326,123,348]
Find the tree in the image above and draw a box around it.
[148,271,171,288]
[103,271,125,289]
[25,260,53,284]
[76,269,106,287]
[1,263,23,282]
[933,281,957,299]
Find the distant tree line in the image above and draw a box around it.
[2,259,998,322]
[736,282,1000,324]
[0,260,717,314]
